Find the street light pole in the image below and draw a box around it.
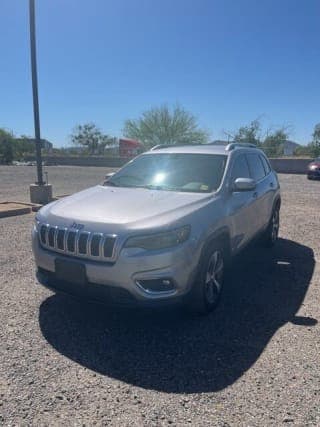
[29,0,44,185]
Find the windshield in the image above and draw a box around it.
[104,153,227,193]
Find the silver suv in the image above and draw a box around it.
[32,143,280,314]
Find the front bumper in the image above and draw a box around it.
[32,228,200,307]
[308,169,320,178]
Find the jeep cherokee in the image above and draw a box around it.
[32,143,281,314]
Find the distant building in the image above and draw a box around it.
[283,140,300,156]
[119,138,145,157]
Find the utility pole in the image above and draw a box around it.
[29,0,52,204]
[29,0,44,185]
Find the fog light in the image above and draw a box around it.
[136,278,175,293]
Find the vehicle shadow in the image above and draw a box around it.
[39,238,316,393]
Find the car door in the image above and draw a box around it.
[259,154,278,226]
[245,153,270,232]
[227,153,258,252]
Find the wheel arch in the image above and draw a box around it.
[187,227,231,313]
[274,195,281,210]
[271,195,281,220]
[199,227,232,266]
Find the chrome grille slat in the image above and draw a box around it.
[38,223,117,262]
[53,226,59,248]
[87,233,93,257]
[57,228,66,251]
[75,231,80,255]
[100,234,105,258]
[100,235,106,259]
[63,228,68,252]
[45,224,50,246]
[86,232,91,255]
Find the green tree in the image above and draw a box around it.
[13,135,35,160]
[0,128,14,164]
[294,145,312,157]
[262,129,288,157]
[123,105,209,148]
[233,119,262,145]
[96,136,116,155]
[71,123,113,155]
[310,123,320,157]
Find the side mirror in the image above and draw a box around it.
[233,177,256,192]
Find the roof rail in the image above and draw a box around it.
[225,142,258,151]
[150,144,169,151]
[150,143,200,151]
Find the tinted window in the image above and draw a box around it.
[260,155,271,174]
[246,154,266,181]
[105,153,227,193]
[231,155,250,180]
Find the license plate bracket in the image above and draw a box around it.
[55,258,87,285]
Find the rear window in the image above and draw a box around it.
[246,154,266,182]
[260,155,271,175]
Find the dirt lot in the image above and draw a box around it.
[0,166,319,426]
[0,165,116,203]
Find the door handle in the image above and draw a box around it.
[269,182,274,188]
[253,191,258,199]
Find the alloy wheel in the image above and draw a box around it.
[204,250,224,305]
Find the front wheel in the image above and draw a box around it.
[261,205,280,247]
[187,244,225,315]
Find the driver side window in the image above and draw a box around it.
[231,155,251,181]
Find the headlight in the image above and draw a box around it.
[124,225,191,250]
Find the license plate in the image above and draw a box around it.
[55,258,87,285]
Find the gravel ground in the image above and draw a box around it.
[0,165,116,203]
[0,167,319,426]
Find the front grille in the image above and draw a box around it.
[39,224,116,262]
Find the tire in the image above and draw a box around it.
[261,204,280,248]
[187,242,225,315]
[307,175,313,180]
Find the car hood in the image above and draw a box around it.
[39,185,213,232]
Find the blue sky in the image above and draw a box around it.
[1,0,319,146]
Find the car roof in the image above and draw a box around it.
[144,143,262,156]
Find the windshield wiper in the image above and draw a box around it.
[103,181,119,187]
[144,184,166,190]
